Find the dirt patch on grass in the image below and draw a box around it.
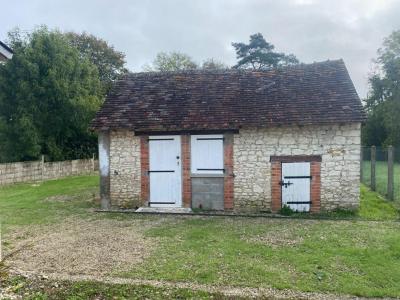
[44,194,79,202]
[241,219,317,248]
[43,189,99,202]
[247,233,304,248]
[4,217,159,277]
[241,218,394,250]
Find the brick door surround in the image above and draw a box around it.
[140,136,149,205]
[223,133,234,209]
[140,133,234,209]
[270,155,321,213]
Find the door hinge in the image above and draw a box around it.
[286,201,312,205]
[284,176,312,179]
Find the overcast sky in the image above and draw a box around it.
[1,0,400,98]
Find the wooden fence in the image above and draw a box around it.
[0,156,98,186]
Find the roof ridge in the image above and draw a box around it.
[125,59,346,78]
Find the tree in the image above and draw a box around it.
[64,32,127,94]
[0,27,103,162]
[201,58,228,70]
[363,30,400,147]
[144,52,198,72]
[144,52,229,72]
[232,33,299,70]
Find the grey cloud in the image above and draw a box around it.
[1,0,400,97]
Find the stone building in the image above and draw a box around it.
[91,60,365,213]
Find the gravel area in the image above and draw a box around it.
[4,217,159,276]
[7,269,395,300]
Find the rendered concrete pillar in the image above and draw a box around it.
[98,131,111,209]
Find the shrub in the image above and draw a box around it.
[279,204,294,216]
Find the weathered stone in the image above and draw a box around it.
[109,130,141,208]
[233,123,361,211]
[107,123,361,211]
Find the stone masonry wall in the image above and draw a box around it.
[0,158,97,186]
[233,123,361,212]
[109,130,141,208]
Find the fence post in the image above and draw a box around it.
[40,155,45,181]
[371,146,376,191]
[0,223,2,262]
[388,146,394,200]
[92,153,95,172]
[360,146,363,183]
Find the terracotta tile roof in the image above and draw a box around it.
[91,59,365,132]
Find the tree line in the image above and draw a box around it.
[0,26,398,162]
[362,30,400,148]
[0,27,127,162]
[0,29,298,162]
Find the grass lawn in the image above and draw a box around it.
[0,175,98,233]
[362,160,400,201]
[127,207,400,297]
[1,176,400,298]
[359,184,399,220]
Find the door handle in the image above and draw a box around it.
[279,180,293,188]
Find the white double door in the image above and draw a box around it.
[281,162,311,212]
[149,136,182,207]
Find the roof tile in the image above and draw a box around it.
[91,59,365,132]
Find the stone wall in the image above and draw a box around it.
[233,123,361,211]
[109,130,141,208]
[0,158,97,185]
[106,123,360,211]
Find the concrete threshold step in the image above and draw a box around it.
[135,207,193,214]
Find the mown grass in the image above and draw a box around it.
[123,185,400,297]
[359,184,399,220]
[0,175,98,234]
[126,216,400,297]
[124,218,400,297]
[1,176,400,297]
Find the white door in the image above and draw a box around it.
[149,136,182,207]
[281,162,311,212]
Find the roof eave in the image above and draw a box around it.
[0,41,13,60]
